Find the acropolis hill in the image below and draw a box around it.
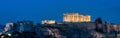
[0,13,120,38]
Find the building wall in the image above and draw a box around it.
[63,13,91,22]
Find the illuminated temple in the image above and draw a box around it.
[63,13,91,22]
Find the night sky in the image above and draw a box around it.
[0,0,120,25]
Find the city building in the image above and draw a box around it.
[42,20,55,24]
[63,13,91,22]
[4,22,15,33]
[3,22,16,37]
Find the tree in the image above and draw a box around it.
[104,21,108,33]
[95,17,102,24]
[21,31,32,38]
[95,17,103,32]
[12,31,21,38]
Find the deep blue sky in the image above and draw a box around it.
[0,0,120,25]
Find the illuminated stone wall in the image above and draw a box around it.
[42,20,55,24]
[63,13,90,22]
